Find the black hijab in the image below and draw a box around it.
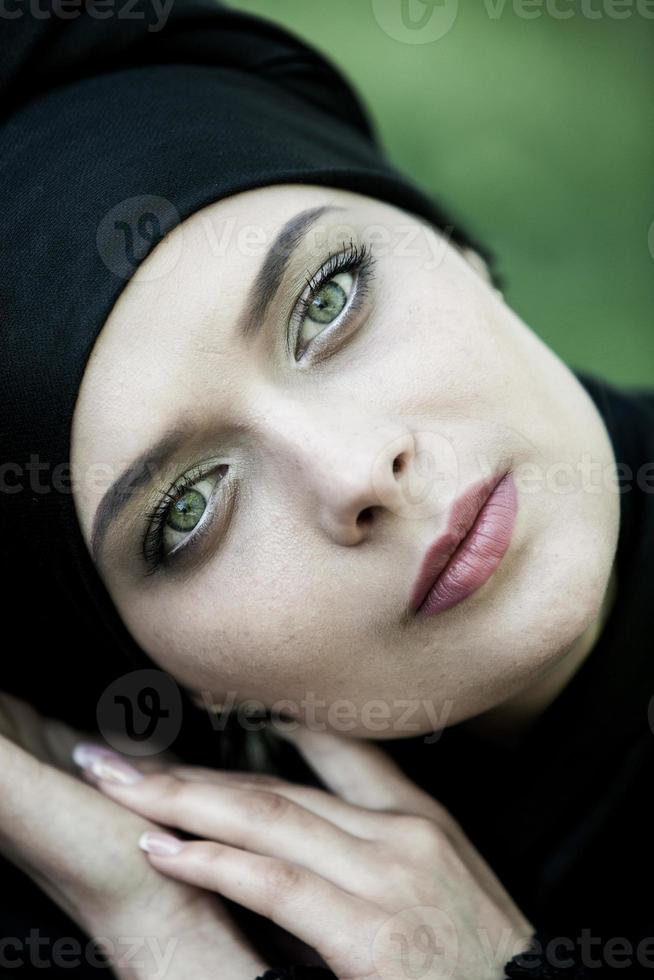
[0,0,489,739]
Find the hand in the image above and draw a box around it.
[0,691,269,980]
[79,721,536,980]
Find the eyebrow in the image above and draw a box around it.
[89,202,347,566]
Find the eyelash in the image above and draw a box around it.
[141,464,229,575]
[292,237,376,360]
[141,239,376,574]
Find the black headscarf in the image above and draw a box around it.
[0,0,491,741]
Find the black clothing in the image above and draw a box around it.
[1,1,652,977]
[252,368,654,976]
[255,369,654,979]
[0,0,487,741]
[395,370,654,934]
[383,369,654,977]
[1,369,653,979]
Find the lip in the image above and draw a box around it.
[410,469,517,617]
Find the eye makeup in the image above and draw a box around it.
[139,235,377,575]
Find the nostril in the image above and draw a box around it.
[392,453,405,477]
[357,506,374,527]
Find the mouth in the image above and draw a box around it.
[410,469,518,618]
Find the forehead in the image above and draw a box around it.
[70,182,400,533]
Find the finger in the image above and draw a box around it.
[72,740,177,776]
[85,764,385,895]
[0,693,56,767]
[264,725,523,920]
[139,833,378,977]
[168,765,393,840]
[0,692,97,776]
[149,765,517,916]
[0,733,165,900]
[83,731,184,769]
[0,692,178,778]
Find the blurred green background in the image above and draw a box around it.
[231,0,653,387]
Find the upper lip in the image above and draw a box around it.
[409,469,508,613]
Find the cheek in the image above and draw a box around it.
[371,266,516,417]
[110,563,332,700]
[112,552,402,712]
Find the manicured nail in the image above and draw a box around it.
[73,742,143,784]
[139,831,184,856]
[89,754,143,785]
[72,741,117,769]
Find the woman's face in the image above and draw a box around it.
[71,183,619,739]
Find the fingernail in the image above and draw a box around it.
[90,754,143,785]
[73,742,143,784]
[72,741,117,769]
[139,831,184,856]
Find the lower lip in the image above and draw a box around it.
[418,471,518,618]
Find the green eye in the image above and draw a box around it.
[143,469,229,572]
[297,270,353,349]
[167,488,206,533]
[307,277,348,323]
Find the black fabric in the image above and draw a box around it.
[0,0,488,737]
[0,1,487,974]
[255,369,654,976]
[254,370,654,979]
[383,368,654,976]
[2,370,652,979]
[3,3,652,978]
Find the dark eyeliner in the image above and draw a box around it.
[289,237,376,361]
[140,239,375,575]
[140,463,229,575]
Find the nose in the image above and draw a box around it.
[256,394,415,546]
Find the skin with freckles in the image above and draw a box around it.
[70,182,620,742]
